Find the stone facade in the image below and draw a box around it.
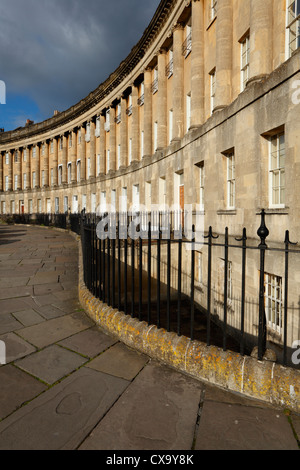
[1,0,300,363]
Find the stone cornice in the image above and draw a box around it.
[0,0,175,146]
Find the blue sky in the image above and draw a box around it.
[0,0,161,132]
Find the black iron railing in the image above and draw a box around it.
[8,209,300,369]
[80,210,300,369]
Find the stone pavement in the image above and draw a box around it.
[0,223,299,451]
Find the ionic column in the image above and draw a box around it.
[24,147,30,189]
[8,151,13,191]
[157,49,168,149]
[43,141,49,187]
[62,134,68,184]
[143,68,152,157]
[16,148,22,190]
[108,106,116,172]
[35,144,40,188]
[52,138,58,186]
[99,114,106,175]
[120,96,128,168]
[172,23,184,140]
[215,0,233,110]
[71,130,77,182]
[191,0,205,127]
[249,0,273,84]
[89,119,96,178]
[131,84,139,162]
[80,124,86,181]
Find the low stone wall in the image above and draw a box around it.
[71,231,299,413]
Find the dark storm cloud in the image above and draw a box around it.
[0,0,160,120]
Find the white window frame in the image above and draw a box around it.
[32,171,36,188]
[211,0,217,21]
[186,93,191,132]
[100,191,107,214]
[226,152,235,209]
[67,162,72,184]
[286,0,300,58]
[210,69,216,115]
[264,273,283,334]
[77,160,81,182]
[240,34,250,91]
[199,163,205,210]
[14,174,18,191]
[58,165,62,185]
[154,121,158,152]
[269,133,285,208]
[5,175,8,191]
[23,173,27,190]
[169,109,173,144]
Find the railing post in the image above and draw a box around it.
[223,227,229,351]
[147,221,151,325]
[190,225,195,341]
[283,230,297,365]
[257,209,269,360]
[204,227,218,346]
[236,228,247,356]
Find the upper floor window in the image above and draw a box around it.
[85,122,91,142]
[95,116,101,136]
[152,67,158,94]
[166,49,173,78]
[211,0,217,21]
[138,82,144,106]
[210,68,216,114]
[126,94,132,116]
[287,0,300,57]
[104,109,110,132]
[50,140,54,153]
[59,137,63,150]
[269,133,285,207]
[182,24,192,58]
[5,152,9,165]
[240,34,250,91]
[32,146,36,158]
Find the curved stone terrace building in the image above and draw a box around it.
[1,0,300,364]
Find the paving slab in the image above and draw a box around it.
[0,332,36,363]
[86,342,149,380]
[33,283,63,296]
[0,367,129,450]
[194,401,299,450]
[17,312,94,349]
[0,277,30,288]
[0,313,23,334]
[12,309,45,327]
[35,304,69,320]
[0,297,37,315]
[28,271,60,285]
[58,327,117,358]
[15,344,88,385]
[0,285,33,300]
[0,364,47,420]
[79,360,203,450]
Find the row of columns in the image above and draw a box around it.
[0,0,274,194]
